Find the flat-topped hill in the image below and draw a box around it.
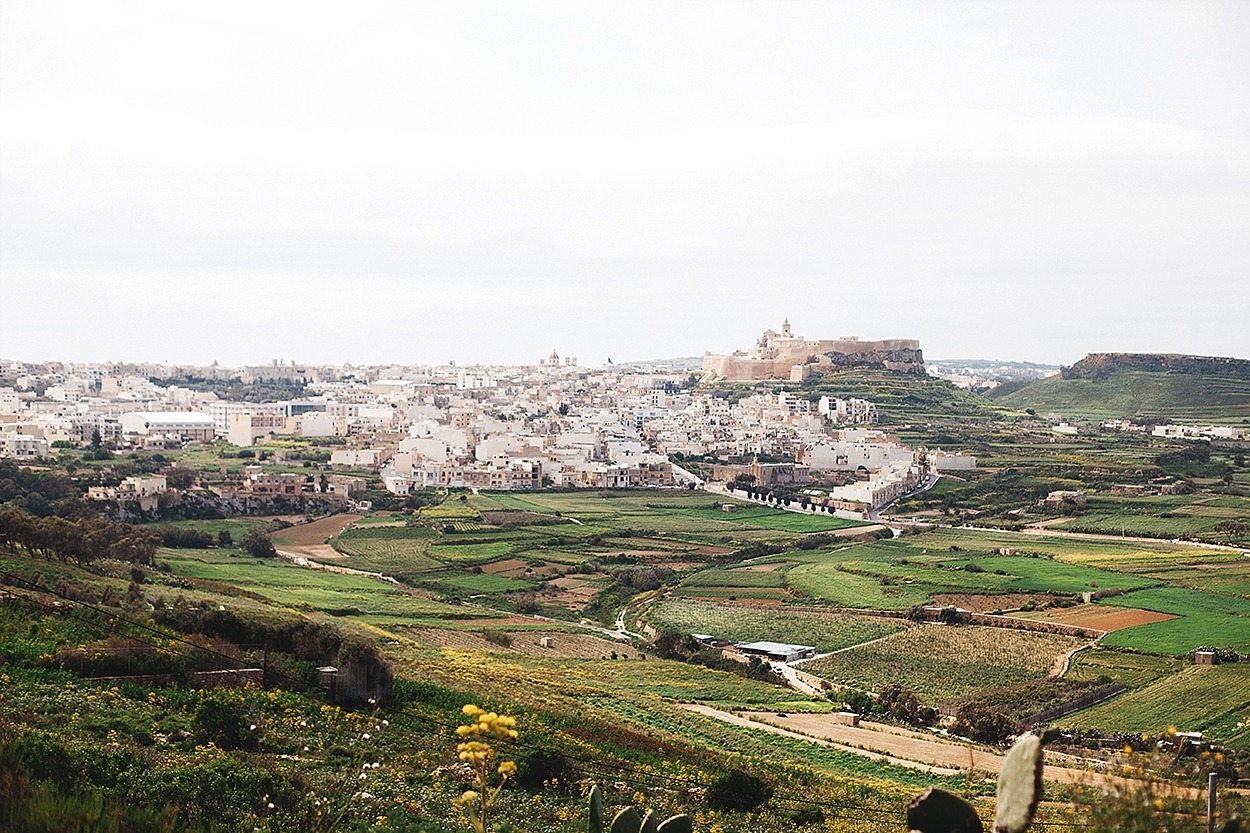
[1061,353,1250,381]
[990,352,1250,421]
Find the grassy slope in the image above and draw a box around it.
[990,368,1250,421]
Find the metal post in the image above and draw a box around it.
[1208,771,1217,833]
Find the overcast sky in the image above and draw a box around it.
[2,1,1248,368]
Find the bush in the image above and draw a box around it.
[513,748,578,793]
[481,629,512,648]
[705,769,773,812]
[192,692,255,750]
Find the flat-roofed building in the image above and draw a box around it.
[118,412,216,443]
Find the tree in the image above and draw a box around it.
[217,530,233,548]
[241,529,277,558]
[952,702,1015,745]
[166,469,195,490]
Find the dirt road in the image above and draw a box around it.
[685,705,1140,788]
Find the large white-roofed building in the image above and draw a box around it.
[118,411,217,443]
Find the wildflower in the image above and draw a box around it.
[450,705,519,833]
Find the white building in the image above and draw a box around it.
[0,432,49,460]
[118,411,217,442]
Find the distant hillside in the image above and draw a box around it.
[798,368,1008,423]
[989,353,1250,422]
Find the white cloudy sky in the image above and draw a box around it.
[2,1,1248,367]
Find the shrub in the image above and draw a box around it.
[192,692,255,750]
[705,768,773,812]
[481,629,512,648]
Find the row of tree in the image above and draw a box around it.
[0,508,158,565]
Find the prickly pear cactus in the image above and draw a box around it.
[656,814,693,833]
[588,783,692,833]
[906,786,982,833]
[992,732,1044,833]
[611,808,643,833]
[589,784,604,833]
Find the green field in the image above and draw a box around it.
[1062,664,1250,748]
[159,548,482,624]
[1132,561,1250,597]
[467,491,852,542]
[1097,586,1250,653]
[331,526,444,571]
[680,567,788,588]
[656,503,866,532]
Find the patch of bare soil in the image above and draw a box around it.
[1021,604,1177,632]
[480,558,528,574]
[479,510,569,527]
[692,707,1195,793]
[271,514,362,551]
[549,576,601,597]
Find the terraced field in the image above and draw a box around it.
[1061,664,1250,748]
[803,624,1085,702]
[1064,647,1187,690]
[643,599,908,653]
[331,525,443,571]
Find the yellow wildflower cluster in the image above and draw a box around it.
[451,704,519,833]
[456,705,519,741]
[458,740,493,766]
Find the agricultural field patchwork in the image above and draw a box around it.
[158,548,484,625]
[1054,493,1250,546]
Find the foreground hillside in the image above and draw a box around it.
[5,484,1250,831]
[990,353,1250,421]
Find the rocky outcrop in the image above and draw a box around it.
[821,346,926,375]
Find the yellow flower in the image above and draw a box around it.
[498,760,517,778]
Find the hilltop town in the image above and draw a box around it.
[0,325,973,518]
